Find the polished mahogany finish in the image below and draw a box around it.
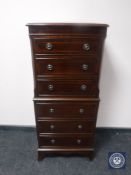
[34,101,99,118]
[37,119,96,133]
[35,78,98,97]
[32,37,102,55]
[34,55,99,76]
[27,23,108,160]
[38,134,94,147]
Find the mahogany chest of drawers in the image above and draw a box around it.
[27,23,108,160]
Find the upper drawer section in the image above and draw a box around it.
[32,37,102,55]
[35,55,99,76]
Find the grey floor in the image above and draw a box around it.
[0,127,131,175]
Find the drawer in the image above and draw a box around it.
[38,134,94,147]
[35,56,99,76]
[35,79,98,97]
[34,101,99,118]
[32,37,102,54]
[37,120,96,133]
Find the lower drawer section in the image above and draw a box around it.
[34,100,99,118]
[38,133,94,147]
[37,119,96,133]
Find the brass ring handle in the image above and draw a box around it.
[81,84,87,91]
[79,108,84,114]
[47,64,54,71]
[50,139,55,144]
[45,42,53,50]
[77,139,82,144]
[49,108,55,113]
[82,64,88,70]
[78,125,83,129]
[50,124,55,130]
[48,84,54,91]
[82,43,90,51]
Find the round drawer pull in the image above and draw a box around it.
[80,84,87,91]
[82,43,90,51]
[78,125,83,129]
[47,64,54,71]
[82,64,88,70]
[77,139,82,144]
[50,139,55,144]
[48,84,54,91]
[45,42,53,50]
[49,108,55,113]
[79,108,84,114]
[50,124,55,130]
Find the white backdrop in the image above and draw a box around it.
[0,0,131,127]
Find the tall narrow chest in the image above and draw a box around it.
[27,23,108,160]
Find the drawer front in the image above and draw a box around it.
[35,56,99,76]
[32,38,102,54]
[38,134,94,147]
[35,79,98,97]
[37,120,96,133]
[34,101,98,118]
